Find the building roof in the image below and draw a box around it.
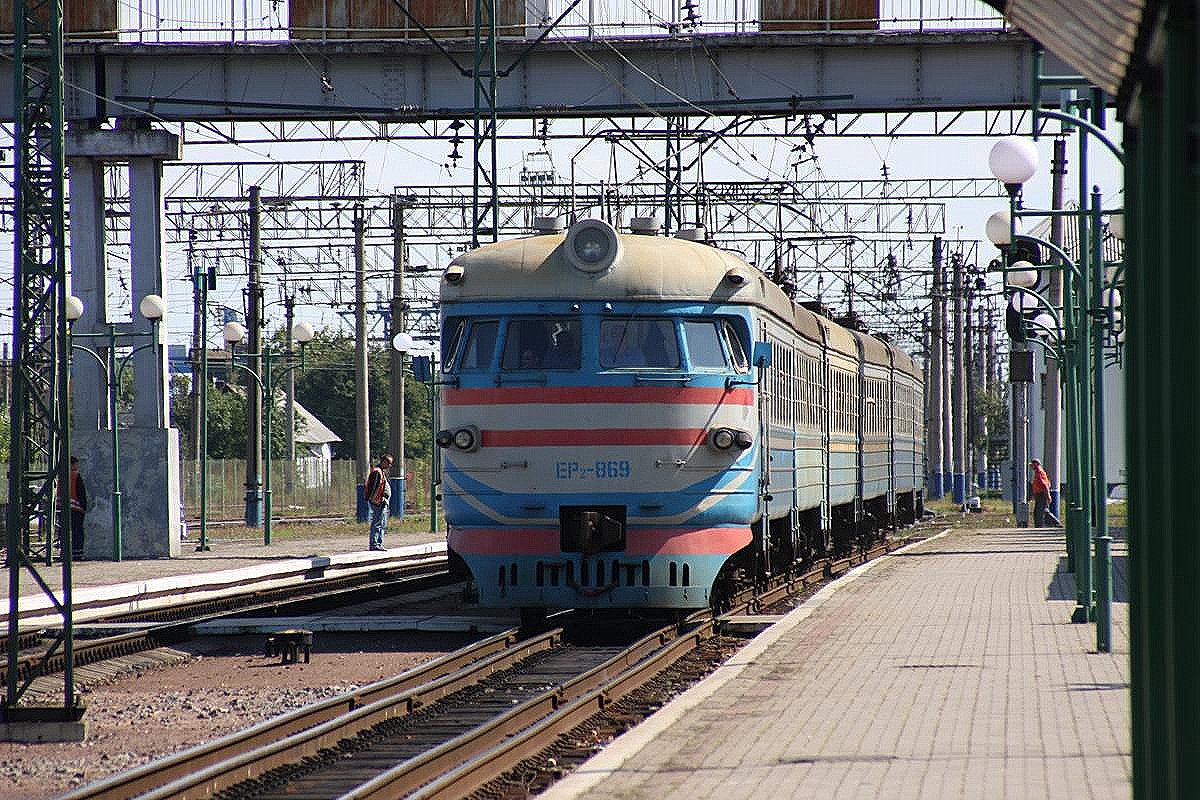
[214,381,341,445]
[1025,203,1125,265]
[292,400,341,445]
[989,0,1159,115]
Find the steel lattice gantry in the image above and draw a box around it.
[3,0,85,735]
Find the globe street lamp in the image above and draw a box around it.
[223,319,313,545]
[989,135,1040,186]
[66,293,166,561]
[987,140,1038,530]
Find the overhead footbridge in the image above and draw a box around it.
[0,1,1072,122]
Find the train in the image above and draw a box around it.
[436,217,925,616]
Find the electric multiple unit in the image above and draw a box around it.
[437,218,925,613]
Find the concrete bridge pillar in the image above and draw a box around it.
[66,125,183,559]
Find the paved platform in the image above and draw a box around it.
[1,527,446,628]
[546,526,1131,800]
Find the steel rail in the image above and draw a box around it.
[62,627,559,800]
[355,623,708,799]
[68,534,910,799]
[396,540,900,799]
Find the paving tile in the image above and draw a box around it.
[546,527,1131,800]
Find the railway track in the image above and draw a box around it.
[0,556,453,690]
[65,537,902,800]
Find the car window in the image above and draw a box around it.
[442,317,465,373]
[459,321,498,371]
[722,320,749,372]
[599,319,679,369]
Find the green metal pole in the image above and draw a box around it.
[1071,100,1095,623]
[197,268,210,551]
[108,326,122,562]
[263,344,273,546]
[430,354,440,536]
[1090,186,1112,651]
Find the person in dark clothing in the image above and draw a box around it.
[69,455,87,559]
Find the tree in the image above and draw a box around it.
[0,405,9,463]
[293,329,432,465]
[170,379,293,460]
[169,327,433,467]
[974,381,1009,467]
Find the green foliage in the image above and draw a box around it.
[171,380,293,460]
[169,328,434,468]
[975,381,1010,465]
[0,405,9,463]
[292,329,432,465]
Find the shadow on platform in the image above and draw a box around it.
[1047,555,1128,603]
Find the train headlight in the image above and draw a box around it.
[435,430,454,448]
[564,218,622,274]
[734,430,753,450]
[452,426,480,452]
[709,428,735,450]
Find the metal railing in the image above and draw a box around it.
[181,457,433,522]
[110,1,1006,44]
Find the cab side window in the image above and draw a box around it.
[442,317,465,373]
[722,320,750,372]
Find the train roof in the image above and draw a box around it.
[441,231,769,306]
[441,226,915,367]
[854,330,892,368]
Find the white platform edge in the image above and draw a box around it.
[541,527,955,800]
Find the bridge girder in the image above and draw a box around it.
[5,31,1074,123]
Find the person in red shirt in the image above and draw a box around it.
[1030,458,1051,527]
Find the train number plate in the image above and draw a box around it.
[554,460,631,480]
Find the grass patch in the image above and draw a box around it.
[925,496,1019,530]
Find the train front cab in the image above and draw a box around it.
[439,300,764,612]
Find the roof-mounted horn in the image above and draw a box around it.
[564,218,622,274]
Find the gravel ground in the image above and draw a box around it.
[0,631,479,799]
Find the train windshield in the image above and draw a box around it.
[501,318,581,370]
[682,320,727,369]
[458,320,498,371]
[599,319,680,369]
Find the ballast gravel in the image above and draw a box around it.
[0,632,477,799]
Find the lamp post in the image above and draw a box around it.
[392,333,442,536]
[987,132,1124,653]
[222,319,314,546]
[65,293,166,562]
[985,193,1033,529]
[194,264,215,552]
